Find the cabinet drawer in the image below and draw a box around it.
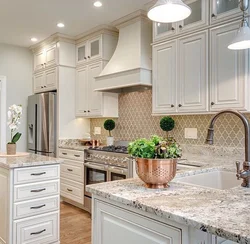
[13,211,59,244]
[59,149,84,161]
[14,180,59,202]
[14,196,60,220]
[61,178,84,205]
[14,165,60,185]
[61,159,84,183]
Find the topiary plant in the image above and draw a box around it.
[104,119,116,137]
[160,116,175,140]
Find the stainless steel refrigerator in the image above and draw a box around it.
[28,92,57,157]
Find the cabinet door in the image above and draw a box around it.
[88,62,103,116]
[153,22,177,42]
[88,36,102,61]
[93,200,182,244]
[76,42,88,65]
[34,71,44,94]
[178,31,208,112]
[75,66,88,116]
[45,44,57,68]
[178,0,208,34]
[210,23,248,111]
[34,49,45,72]
[44,67,57,91]
[210,0,241,24]
[152,41,177,114]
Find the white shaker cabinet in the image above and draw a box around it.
[178,31,208,112]
[152,41,177,114]
[210,22,249,111]
[153,22,177,43]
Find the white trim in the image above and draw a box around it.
[0,76,6,152]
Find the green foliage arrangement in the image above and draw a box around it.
[104,119,116,137]
[160,116,175,139]
[128,135,182,159]
[9,133,22,144]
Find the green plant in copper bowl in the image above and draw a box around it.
[128,135,182,189]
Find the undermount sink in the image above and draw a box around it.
[175,170,241,190]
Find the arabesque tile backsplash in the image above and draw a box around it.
[90,90,246,149]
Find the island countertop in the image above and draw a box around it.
[0,153,63,169]
[87,153,250,244]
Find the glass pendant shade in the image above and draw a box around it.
[228,20,250,50]
[148,0,192,23]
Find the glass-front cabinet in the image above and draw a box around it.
[210,0,242,24]
[153,22,177,42]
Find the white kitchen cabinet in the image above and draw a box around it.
[178,31,208,112]
[75,61,118,118]
[152,40,177,114]
[34,49,45,72]
[210,22,249,111]
[153,0,208,42]
[34,67,57,93]
[45,44,57,68]
[76,33,118,66]
[153,31,208,114]
[210,0,243,25]
[0,164,60,244]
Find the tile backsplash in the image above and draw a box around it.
[90,90,246,149]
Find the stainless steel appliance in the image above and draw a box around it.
[28,92,57,157]
[84,145,133,213]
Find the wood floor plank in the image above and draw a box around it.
[60,202,92,244]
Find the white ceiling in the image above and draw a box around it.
[0,0,151,47]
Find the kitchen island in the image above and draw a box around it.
[0,153,62,244]
[87,152,250,244]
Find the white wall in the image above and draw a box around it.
[0,43,33,152]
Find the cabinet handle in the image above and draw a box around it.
[30,229,46,235]
[40,64,43,67]
[88,110,90,112]
[84,111,87,113]
[41,86,44,88]
[62,152,67,155]
[44,85,47,88]
[30,204,46,209]
[31,172,46,176]
[171,104,175,108]
[211,102,215,106]
[74,154,81,158]
[67,168,73,172]
[211,13,216,18]
[67,188,73,192]
[84,57,87,60]
[179,25,183,29]
[31,188,46,193]
[178,104,182,107]
[88,56,91,59]
[171,27,175,31]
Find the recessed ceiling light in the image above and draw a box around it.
[31,37,38,42]
[94,1,102,7]
[57,23,65,28]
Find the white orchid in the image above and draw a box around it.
[7,104,22,144]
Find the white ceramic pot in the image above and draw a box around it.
[107,136,114,146]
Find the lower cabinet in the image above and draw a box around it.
[93,197,237,244]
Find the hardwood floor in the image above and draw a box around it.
[60,202,92,244]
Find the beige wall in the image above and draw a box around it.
[0,43,33,151]
[91,90,246,149]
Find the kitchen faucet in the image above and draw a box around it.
[206,109,250,187]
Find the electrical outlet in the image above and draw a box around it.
[185,128,198,139]
[94,127,101,135]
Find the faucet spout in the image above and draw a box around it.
[206,109,250,163]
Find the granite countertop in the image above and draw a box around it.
[87,153,250,243]
[58,139,89,151]
[0,153,63,169]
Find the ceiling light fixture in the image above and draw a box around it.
[148,0,191,23]
[31,37,38,42]
[94,1,102,7]
[228,0,250,50]
[57,23,65,28]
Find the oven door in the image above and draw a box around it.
[84,162,108,197]
[109,167,128,181]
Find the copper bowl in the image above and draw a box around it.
[136,158,177,189]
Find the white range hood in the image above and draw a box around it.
[95,11,152,93]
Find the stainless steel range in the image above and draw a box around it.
[84,145,133,213]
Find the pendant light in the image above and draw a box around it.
[148,0,192,23]
[228,0,250,50]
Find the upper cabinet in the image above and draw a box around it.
[153,0,208,42]
[76,33,118,66]
[210,0,242,25]
[210,22,249,111]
